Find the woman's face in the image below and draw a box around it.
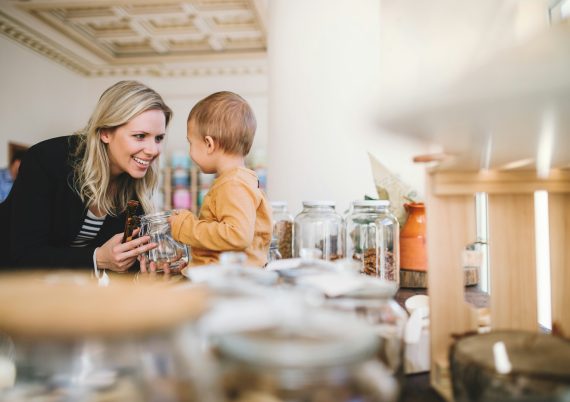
[101,109,166,179]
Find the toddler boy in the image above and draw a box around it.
[170,91,272,267]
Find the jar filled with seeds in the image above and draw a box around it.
[345,200,399,284]
[270,201,294,259]
[293,201,344,261]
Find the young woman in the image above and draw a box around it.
[0,80,171,272]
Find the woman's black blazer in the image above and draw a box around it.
[0,136,143,268]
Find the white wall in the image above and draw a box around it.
[0,36,89,166]
[267,0,429,215]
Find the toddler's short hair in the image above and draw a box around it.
[188,91,256,156]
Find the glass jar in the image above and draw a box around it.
[270,201,294,259]
[0,271,209,402]
[214,307,398,402]
[139,211,189,271]
[345,200,399,283]
[323,280,407,389]
[267,238,282,263]
[293,201,344,261]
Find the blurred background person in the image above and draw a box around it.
[0,149,26,202]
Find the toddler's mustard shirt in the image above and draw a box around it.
[170,167,272,267]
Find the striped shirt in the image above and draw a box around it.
[70,209,106,248]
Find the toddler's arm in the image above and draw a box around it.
[170,182,257,251]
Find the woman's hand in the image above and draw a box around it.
[96,229,156,272]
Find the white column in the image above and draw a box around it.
[267,0,423,215]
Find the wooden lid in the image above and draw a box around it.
[0,271,208,339]
[452,330,570,378]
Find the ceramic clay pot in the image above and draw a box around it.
[400,202,427,271]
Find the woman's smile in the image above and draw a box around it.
[133,156,152,168]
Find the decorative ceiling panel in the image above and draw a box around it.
[0,0,267,77]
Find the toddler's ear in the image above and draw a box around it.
[205,136,216,154]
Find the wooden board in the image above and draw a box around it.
[549,193,570,337]
[426,173,479,400]
[400,268,478,289]
[400,268,428,288]
[488,194,538,331]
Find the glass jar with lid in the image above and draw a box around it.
[293,201,344,261]
[270,201,294,259]
[139,210,189,271]
[323,278,407,391]
[214,307,398,402]
[0,271,209,402]
[345,200,399,283]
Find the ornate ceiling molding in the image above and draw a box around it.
[0,10,92,75]
[0,1,267,77]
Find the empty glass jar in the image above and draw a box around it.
[270,201,294,259]
[139,211,189,271]
[345,200,399,283]
[293,201,344,261]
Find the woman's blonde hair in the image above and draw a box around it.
[72,80,172,216]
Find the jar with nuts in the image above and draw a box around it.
[270,201,294,259]
[345,200,400,284]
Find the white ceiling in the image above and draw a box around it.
[376,0,570,172]
[0,0,267,76]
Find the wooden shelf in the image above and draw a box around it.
[162,166,201,214]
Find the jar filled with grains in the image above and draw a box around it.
[270,201,294,259]
[345,200,399,284]
[293,201,344,261]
